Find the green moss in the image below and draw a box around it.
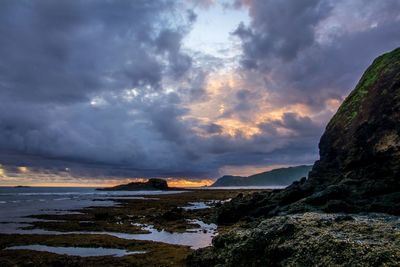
[350,111,358,121]
[332,47,400,126]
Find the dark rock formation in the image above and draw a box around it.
[215,48,400,224]
[211,165,312,187]
[188,213,400,267]
[97,178,170,191]
[162,207,184,221]
[308,46,400,200]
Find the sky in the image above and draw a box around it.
[0,0,400,187]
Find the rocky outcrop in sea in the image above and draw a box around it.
[97,178,170,191]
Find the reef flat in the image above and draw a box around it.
[0,189,264,266]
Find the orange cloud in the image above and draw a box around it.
[167,178,214,188]
[17,166,29,173]
[216,118,261,138]
[325,98,341,113]
[184,68,323,141]
[0,165,4,177]
[0,172,215,188]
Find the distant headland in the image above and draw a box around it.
[97,178,176,191]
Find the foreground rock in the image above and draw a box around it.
[98,178,171,191]
[216,47,400,224]
[188,212,400,267]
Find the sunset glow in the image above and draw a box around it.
[167,178,214,188]
[0,0,398,186]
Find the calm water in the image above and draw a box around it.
[0,187,217,249]
[0,187,182,223]
[4,245,146,257]
[196,186,286,190]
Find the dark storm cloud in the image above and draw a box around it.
[233,0,333,66]
[0,0,200,173]
[156,29,193,79]
[204,0,400,172]
[233,0,400,109]
[1,0,400,180]
[180,111,324,170]
[203,123,224,135]
[0,0,193,103]
[258,113,323,145]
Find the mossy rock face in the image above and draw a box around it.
[333,48,400,126]
[309,47,400,191]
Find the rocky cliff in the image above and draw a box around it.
[308,46,400,199]
[188,48,400,266]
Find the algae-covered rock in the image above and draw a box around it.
[188,213,400,267]
[308,47,400,195]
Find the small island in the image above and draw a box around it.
[97,178,172,191]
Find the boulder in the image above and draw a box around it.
[188,213,400,267]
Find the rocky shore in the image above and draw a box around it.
[0,189,260,266]
[189,212,400,266]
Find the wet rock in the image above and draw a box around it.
[305,185,349,205]
[306,47,400,210]
[161,207,183,221]
[322,200,355,213]
[78,221,96,227]
[93,212,111,221]
[188,213,400,267]
[334,215,355,223]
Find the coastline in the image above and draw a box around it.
[0,188,266,266]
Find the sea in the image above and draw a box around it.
[0,186,218,249]
[0,186,279,250]
[0,187,183,223]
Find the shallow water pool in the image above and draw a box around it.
[4,244,146,257]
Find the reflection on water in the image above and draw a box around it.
[181,199,232,210]
[194,186,286,190]
[0,219,217,249]
[4,245,146,257]
[181,202,211,210]
[0,187,183,223]
[116,219,217,249]
[0,187,217,250]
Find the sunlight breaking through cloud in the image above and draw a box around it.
[0,0,399,185]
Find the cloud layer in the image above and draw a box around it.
[0,0,399,182]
